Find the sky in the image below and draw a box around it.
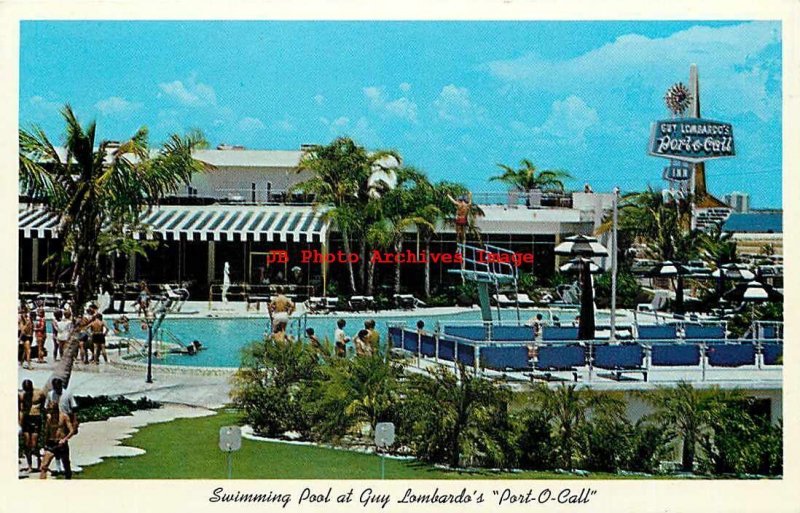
[19,20,782,208]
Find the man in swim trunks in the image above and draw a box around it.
[19,379,46,472]
[34,307,47,363]
[20,311,34,368]
[40,401,76,479]
[268,288,295,334]
[89,313,109,364]
[447,191,472,245]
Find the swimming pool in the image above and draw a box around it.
[136,307,608,368]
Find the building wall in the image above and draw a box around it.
[188,166,313,201]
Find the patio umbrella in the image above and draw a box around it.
[723,280,783,304]
[555,235,608,339]
[647,261,689,315]
[724,280,782,336]
[559,257,602,274]
[710,263,756,315]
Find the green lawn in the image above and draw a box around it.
[78,410,636,480]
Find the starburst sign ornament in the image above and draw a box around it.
[664,82,692,116]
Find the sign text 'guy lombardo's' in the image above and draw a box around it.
[648,118,735,163]
[265,249,534,268]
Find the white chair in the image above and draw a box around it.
[162,284,190,312]
[515,293,536,308]
[637,289,669,313]
[494,294,514,307]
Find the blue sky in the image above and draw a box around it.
[20,21,782,207]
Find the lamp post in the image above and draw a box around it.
[144,310,155,384]
[610,187,619,341]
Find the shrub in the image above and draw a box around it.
[311,352,404,442]
[406,364,513,469]
[231,337,321,438]
[514,408,554,470]
[75,395,161,423]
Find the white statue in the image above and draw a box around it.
[222,262,231,303]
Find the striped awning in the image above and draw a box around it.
[18,204,330,243]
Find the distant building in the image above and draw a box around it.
[724,191,751,213]
[722,211,782,256]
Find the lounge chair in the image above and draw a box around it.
[161,284,189,312]
[683,324,726,341]
[305,297,325,313]
[707,343,756,367]
[649,343,701,366]
[394,294,419,310]
[348,295,374,311]
[324,297,340,311]
[515,293,536,308]
[493,294,515,307]
[637,289,669,313]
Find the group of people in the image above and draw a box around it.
[18,377,78,479]
[18,301,110,368]
[333,318,381,358]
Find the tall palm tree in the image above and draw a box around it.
[295,137,400,294]
[638,382,738,472]
[19,104,206,389]
[490,159,572,192]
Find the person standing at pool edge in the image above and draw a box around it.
[334,319,349,358]
[364,319,380,354]
[269,288,295,334]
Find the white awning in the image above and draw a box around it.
[18,204,329,243]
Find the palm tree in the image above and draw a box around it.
[638,382,737,472]
[312,352,403,440]
[294,137,400,294]
[19,105,205,389]
[490,159,572,192]
[698,224,739,298]
[533,384,602,469]
[408,363,511,468]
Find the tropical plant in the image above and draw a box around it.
[638,382,739,472]
[294,137,400,294]
[697,224,739,298]
[231,337,322,438]
[599,188,698,263]
[490,159,572,192]
[19,105,205,389]
[311,352,404,442]
[531,384,611,469]
[593,270,643,309]
[406,363,513,468]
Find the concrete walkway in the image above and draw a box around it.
[18,363,233,409]
[19,404,215,477]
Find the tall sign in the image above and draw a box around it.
[648,119,735,162]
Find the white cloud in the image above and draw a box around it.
[486,21,781,120]
[537,96,599,140]
[332,116,350,128]
[238,117,265,131]
[159,74,217,107]
[399,82,412,93]
[314,94,325,105]
[95,96,140,116]
[29,95,61,112]
[433,84,484,124]
[274,117,295,132]
[363,86,418,122]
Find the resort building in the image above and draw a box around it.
[18,145,612,298]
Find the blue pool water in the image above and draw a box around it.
[137,308,606,368]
